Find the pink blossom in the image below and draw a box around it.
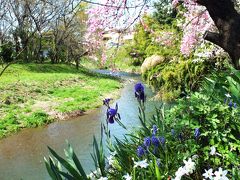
[172,0,179,8]
[178,1,214,55]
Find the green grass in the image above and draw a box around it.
[106,47,141,73]
[0,63,122,138]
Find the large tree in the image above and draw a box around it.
[197,0,240,69]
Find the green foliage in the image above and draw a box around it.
[133,13,229,102]
[143,58,217,101]
[202,67,240,103]
[24,111,52,127]
[128,15,181,65]
[131,23,152,61]
[166,93,240,170]
[45,135,107,180]
[45,141,87,179]
[105,46,141,72]
[91,134,106,177]
[0,41,14,63]
[153,0,177,25]
[0,113,20,137]
[105,105,186,179]
[0,108,52,137]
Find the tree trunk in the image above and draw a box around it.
[197,0,240,70]
[13,33,20,54]
[38,34,44,63]
[20,31,29,62]
[75,58,79,70]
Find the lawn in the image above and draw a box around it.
[0,63,122,138]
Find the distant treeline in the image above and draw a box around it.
[0,0,88,69]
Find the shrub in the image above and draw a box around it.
[143,58,217,101]
[165,92,240,172]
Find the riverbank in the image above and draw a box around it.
[81,57,141,74]
[0,63,122,138]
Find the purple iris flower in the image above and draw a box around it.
[224,98,227,104]
[103,98,112,107]
[137,145,145,157]
[151,136,160,147]
[144,137,151,147]
[159,136,165,145]
[106,103,120,124]
[134,83,146,103]
[156,159,161,168]
[228,101,237,109]
[194,128,200,139]
[152,125,158,135]
[234,102,237,108]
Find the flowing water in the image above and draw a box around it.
[0,70,161,180]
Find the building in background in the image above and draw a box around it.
[103,29,135,49]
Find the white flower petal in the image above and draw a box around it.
[225,93,231,98]
[123,173,132,180]
[210,146,216,155]
[134,159,149,169]
[98,177,108,180]
[202,168,213,179]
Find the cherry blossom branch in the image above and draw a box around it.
[82,0,147,9]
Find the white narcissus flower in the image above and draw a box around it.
[133,159,149,168]
[225,93,231,98]
[174,176,182,180]
[202,168,214,179]
[183,158,195,174]
[88,168,101,179]
[210,146,216,155]
[123,173,132,180]
[98,177,108,180]
[87,172,95,179]
[210,146,222,156]
[107,155,114,166]
[175,166,187,179]
[110,151,117,156]
[214,167,228,180]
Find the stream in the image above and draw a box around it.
[0,70,161,180]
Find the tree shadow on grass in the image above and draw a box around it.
[21,63,120,80]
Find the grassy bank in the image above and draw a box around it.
[81,50,141,73]
[0,63,122,138]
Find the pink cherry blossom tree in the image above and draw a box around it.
[85,0,240,69]
[173,0,240,69]
[85,0,150,67]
